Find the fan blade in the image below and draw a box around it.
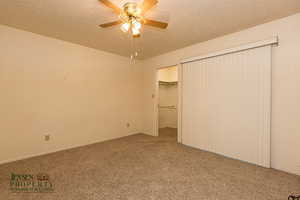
[99,0,121,14]
[144,19,168,29]
[141,0,158,15]
[99,20,122,28]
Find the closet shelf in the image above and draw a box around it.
[159,81,178,86]
[159,105,177,109]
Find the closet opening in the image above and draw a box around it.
[156,66,178,141]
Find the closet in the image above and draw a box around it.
[180,38,277,167]
[158,66,178,130]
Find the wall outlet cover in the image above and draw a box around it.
[45,135,50,141]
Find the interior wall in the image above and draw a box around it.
[141,13,300,175]
[158,66,178,82]
[0,25,143,164]
[158,67,178,129]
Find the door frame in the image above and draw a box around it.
[154,64,182,143]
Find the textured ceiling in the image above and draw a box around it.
[1,0,300,59]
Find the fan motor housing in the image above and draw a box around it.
[123,2,140,17]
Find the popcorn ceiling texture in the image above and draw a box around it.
[0,128,299,200]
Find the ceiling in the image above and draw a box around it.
[1,0,300,59]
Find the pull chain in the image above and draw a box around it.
[130,35,140,64]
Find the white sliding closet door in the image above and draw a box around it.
[182,46,271,167]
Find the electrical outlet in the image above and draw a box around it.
[44,134,50,141]
[126,123,130,128]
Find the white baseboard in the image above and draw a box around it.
[0,132,139,166]
[142,131,156,136]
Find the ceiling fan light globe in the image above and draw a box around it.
[132,20,142,30]
[132,27,140,36]
[121,23,130,33]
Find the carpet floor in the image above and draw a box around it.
[0,128,299,200]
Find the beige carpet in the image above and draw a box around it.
[0,128,299,200]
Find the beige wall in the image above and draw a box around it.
[0,25,143,164]
[158,66,178,82]
[141,13,300,175]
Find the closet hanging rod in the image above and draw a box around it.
[159,105,177,109]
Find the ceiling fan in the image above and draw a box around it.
[98,0,168,37]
